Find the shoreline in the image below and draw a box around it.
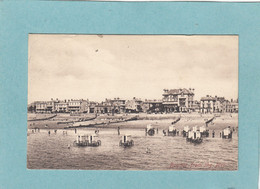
[27,112,238,131]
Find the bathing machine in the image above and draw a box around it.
[186,126,203,144]
[182,126,190,137]
[222,127,232,139]
[74,134,101,147]
[119,135,134,147]
[146,124,155,136]
[168,125,177,136]
[199,126,209,137]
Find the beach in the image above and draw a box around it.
[27,112,238,132]
[27,112,238,170]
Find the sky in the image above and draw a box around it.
[28,34,238,104]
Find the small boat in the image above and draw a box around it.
[146,124,155,136]
[222,127,232,139]
[186,128,203,144]
[74,134,101,147]
[205,117,215,127]
[119,135,134,147]
[171,116,181,124]
[125,116,138,121]
[182,126,190,137]
[168,125,177,136]
[57,121,74,125]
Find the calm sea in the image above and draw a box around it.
[27,125,238,170]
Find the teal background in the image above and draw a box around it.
[0,1,259,189]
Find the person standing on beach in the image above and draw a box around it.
[75,128,77,134]
[162,130,166,136]
[117,127,120,135]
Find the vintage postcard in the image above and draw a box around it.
[27,34,238,170]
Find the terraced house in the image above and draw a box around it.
[200,96,235,114]
[35,101,48,113]
[125,97,143,113]
[141,99,163,113]
[54,101,68,113]
[67,99,88,113]
[108,98,126,114]
[226,99,238,113]
[200,95,216,114]
[29,91,238,114]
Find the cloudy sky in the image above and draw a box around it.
[28,35,238,103]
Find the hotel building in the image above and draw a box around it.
[162,88,195,113]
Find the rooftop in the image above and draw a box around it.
[201,95,216,101]
[163,88,194,96]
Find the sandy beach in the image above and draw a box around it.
[27,112,238,170]
[27,112,238,132]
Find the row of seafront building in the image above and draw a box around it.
[28,88,238,114]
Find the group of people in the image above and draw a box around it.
[31,128,40,133]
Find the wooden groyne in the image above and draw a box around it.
[28,114,57,122]
[57,115,97,125]
[64,116,138,129]
[205,117,215,124]
[171,116,181,124]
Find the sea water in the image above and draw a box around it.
[27,127,238,170]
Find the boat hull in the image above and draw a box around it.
[201,130,209,137]
[222,132,232,139]
[74,140,101,147]
[186,137,203,144]
[168,130,177,136]
[119,140,134,147]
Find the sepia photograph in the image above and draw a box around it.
[27,34,238,170]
